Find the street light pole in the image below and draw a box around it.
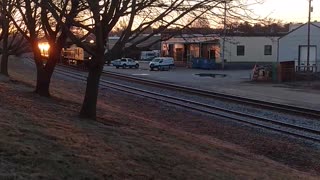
[307,0,312,69]
[221,1,227,70]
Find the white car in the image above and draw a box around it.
[112,58,139,69]
[149,57,174,71]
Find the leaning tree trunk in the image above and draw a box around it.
[80,56,104,119]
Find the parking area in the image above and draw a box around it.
[103,61,320,110]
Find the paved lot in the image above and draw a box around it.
[104,61,320,110]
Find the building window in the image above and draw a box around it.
[237,45,245,56]
[264,45,272,55]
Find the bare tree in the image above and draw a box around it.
[0,0,11,76]
[6,0,80,96]
[34,0,80,96]
[0,0,26,76]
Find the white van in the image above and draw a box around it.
[149,57,174,71]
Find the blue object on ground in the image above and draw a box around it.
[192,58,215,69]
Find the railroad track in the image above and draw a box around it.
[102,71,320,119]
[54,66,320,143]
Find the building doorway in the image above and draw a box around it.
[299,45,316,66]
[209,49,216,60]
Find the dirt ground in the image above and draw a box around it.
[0,57,320,179]
[285,80,320,91]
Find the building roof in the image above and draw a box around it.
[278,22,320,40]
[162,27,286,38]
[163,34,219,44]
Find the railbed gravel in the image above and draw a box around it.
[54,67,320,142]
[100,72,320,128]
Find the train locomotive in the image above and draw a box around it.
[61,46,91,66]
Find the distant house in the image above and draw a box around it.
[107,35,161,50]
[278,22,320,72]
[84,34,161,60]
[223,35,279,66]
[161,32,281,68]
[161,34,220,66]
[108,35,161,59]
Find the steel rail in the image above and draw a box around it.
[101,70,320,119]
[53,67,320,143]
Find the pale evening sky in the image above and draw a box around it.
[251,0,320,23]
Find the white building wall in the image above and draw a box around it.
[278,24,320,70]
[223,36,278,63]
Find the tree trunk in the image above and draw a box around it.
[80,21,105,119]
[34,67,53,97]
[1,10,9,77]
[0,53,9,76]
[33,45,59,97]
[80,58,104,119]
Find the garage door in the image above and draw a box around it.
[299,46,316,66]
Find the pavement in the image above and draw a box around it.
[103,61,320,110]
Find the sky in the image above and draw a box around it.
[251,0,320,23]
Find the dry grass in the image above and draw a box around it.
[0,57,319,179]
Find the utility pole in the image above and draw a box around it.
[307,0,312,70]
[221,1,227,70]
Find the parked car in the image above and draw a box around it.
[112,58,139,69]
[149,57,174,71]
